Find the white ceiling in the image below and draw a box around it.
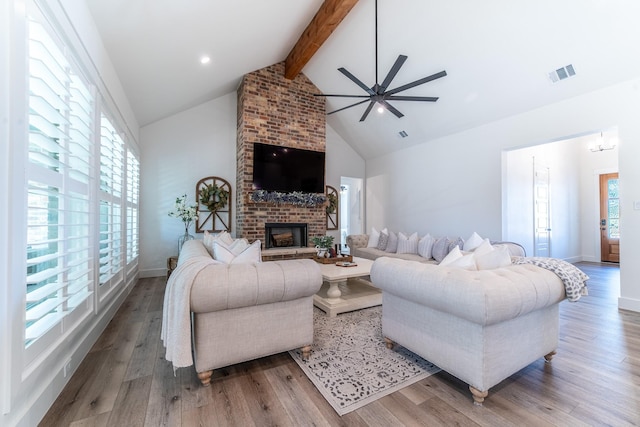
[85,0,640,159]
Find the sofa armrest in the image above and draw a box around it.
[190,259,322,313]
[347,234,369,251]
[370,257,564,326]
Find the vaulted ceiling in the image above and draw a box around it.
[85,0,640,159]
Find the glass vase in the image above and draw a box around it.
[178,230,194,253]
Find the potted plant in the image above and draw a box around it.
[312,235,334,257]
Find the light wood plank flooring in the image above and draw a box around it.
[40,262,640,426]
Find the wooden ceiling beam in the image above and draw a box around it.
[284,0,359,80]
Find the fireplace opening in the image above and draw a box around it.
[265,223,308,249]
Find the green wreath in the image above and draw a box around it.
[326,193,338,215]
[199,183,229,212]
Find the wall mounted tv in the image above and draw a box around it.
[252,143,325,194]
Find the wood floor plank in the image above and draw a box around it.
[41,262,640,426]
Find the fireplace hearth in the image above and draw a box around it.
[265,223,308,249]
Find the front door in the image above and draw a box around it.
[599,173,620,263]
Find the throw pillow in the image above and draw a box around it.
[475,244,512,270]
[213,240,262,264]
[377,231,389,251]
[448,237,465,253]
[463,232,484,251]
[418,234,435,259]
[473,238,494,256]
[367,227,381,248]
[385,231,398,253]
[439,245,463,265]
[203,230,234,256]
[397,232,418,254]
[440,247,478,270]
[432,237,451,262]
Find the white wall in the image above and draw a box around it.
[139,93,238,277]
[139,99,367,276]
[365,78,640,312]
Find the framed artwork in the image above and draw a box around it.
[326,185,338,230]
[195,176,232,233]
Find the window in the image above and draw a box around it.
[126,151,140,265]
[25,18,94,352]
[98,115,124,288]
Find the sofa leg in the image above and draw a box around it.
[469,386,488,406]
[301,345,312,361]
[198,370,213,387]
[544,350,557,363]
[384,337,395,349]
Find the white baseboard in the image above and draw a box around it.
[579,255,599,263]
[140,268,165,278]
[618,297,640,313]
[563,256,583,264]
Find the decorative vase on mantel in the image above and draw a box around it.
[178,228,194,253]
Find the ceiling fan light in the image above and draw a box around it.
[377,105,385,114]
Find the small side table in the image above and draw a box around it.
[167,256,178,279]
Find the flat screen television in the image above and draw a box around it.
[252,143,325,193]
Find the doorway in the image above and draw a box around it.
[339,177,363,250]
[533,159,551,257]
[599,173,620,263]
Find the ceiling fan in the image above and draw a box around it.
[315,0,447,122]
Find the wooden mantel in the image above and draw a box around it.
[284,0,359,80]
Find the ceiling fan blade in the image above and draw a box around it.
[385,70,447,96]
[338,67,376,95]
[313,94,371,98]
[385,95,439,102]
[327,99,371,115]
[379,100,404,118]
[359,101,376,122]
[379,55,407,93]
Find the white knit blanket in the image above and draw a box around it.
[512,256,589,302]
[161,256,220,370]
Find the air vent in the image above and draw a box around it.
[548,64,576,83]
[399,130,408,138]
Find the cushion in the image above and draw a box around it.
[397,232,418,254]
[473,238,494,256]
[448,237,465,253]
[440,246,477,270]
[463,232,484,251]
[475,244,512,270]
[432,237,450,262]
[203,230,234,255]
[367,227,381,248]
[213,239,262,264]
[385,231,398,253]
[439,245,463,265]
[418,234,434,259]
[377,231,389,251]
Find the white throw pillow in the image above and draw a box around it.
[213,240,262,264]
[385,231,398,253]
[203,230,234,256]
[418,234,434,259]
[367,227,381,248]
[473,238,494,256]
[440,246,477,270]
[397,232,418,254]
[475,244,512,270]
[463,232,484,251]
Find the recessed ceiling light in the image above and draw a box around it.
[200,56,211,65]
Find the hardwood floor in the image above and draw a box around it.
[40,262,640,426]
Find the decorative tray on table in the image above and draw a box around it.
[312,255,353,264]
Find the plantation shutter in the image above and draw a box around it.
[126,151,140,265]
[25,18,94,349]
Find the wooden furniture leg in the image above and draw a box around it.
[544,350,557,362]
[469,386,488,406]
[301,345,312,361]
[198,370,213,387]
[384,337,395,349]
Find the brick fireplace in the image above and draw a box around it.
[236,62,326,248]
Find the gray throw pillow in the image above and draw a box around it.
[377,231,389,251]
[432,237,451,263]
[448,237,465,253]
[385,231,398,253]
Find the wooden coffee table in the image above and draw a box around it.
[313,257,381,317]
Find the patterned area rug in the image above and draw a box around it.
[289,306,440,415]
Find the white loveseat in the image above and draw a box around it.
[370,257,567,404]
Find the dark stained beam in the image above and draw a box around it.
[284,0,359,80]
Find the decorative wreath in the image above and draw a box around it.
[199,183,230,212]
[326,192,338,215]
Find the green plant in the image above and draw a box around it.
[199,183,229,212]
[168,194,198,232]
[326,192,338,215]
[312,235,334,249]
